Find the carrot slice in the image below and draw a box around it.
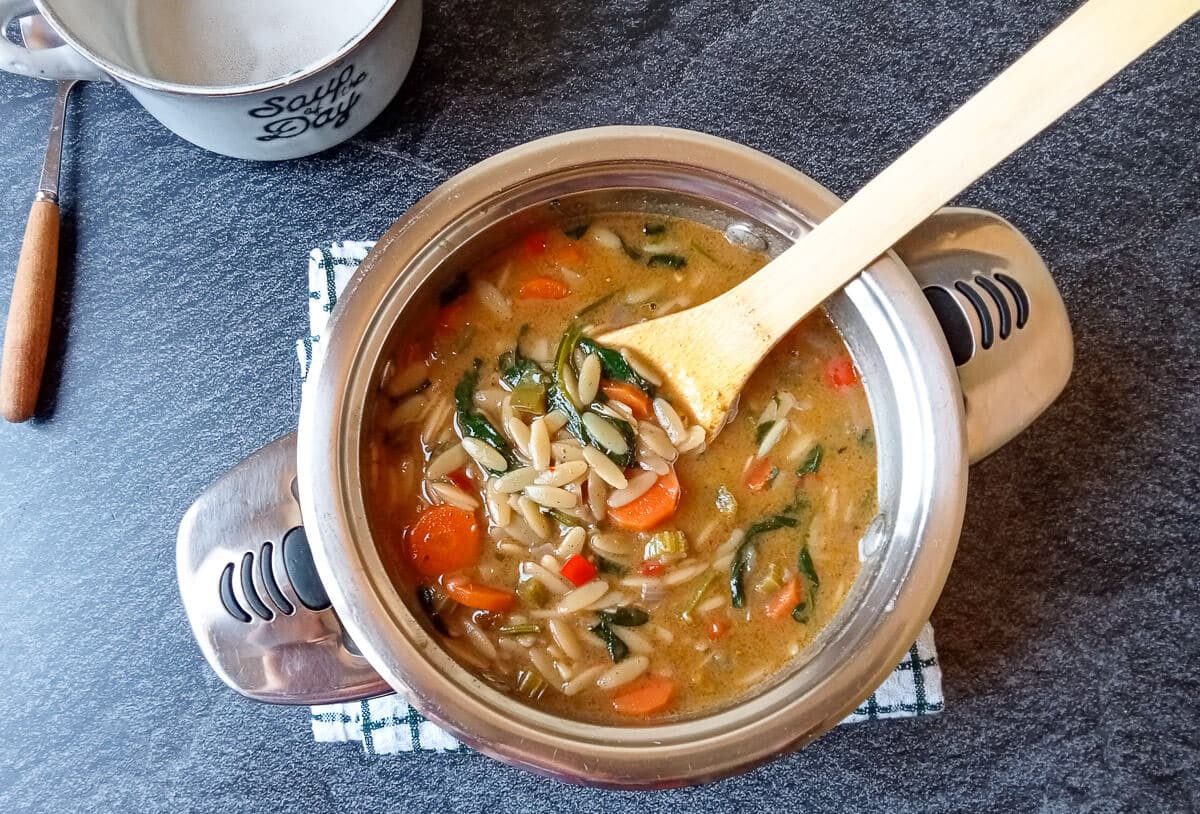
[518,276,571,300]
[612,675,675,716]
[607,469,681,531]
[443,576,515,613]
[600,380,653,420]
[555,241,585,267]
[764,576,802,619]
[743,457,775,491]
[404,505,481,578]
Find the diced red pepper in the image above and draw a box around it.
[521,230,549,258]
[435,299,468,338]
[447,468,473,492]
[396,339,428,367]
[706,617,731,640]
[825,356,859,388]
[743,457,775,491]
[561,554,597,587]
[638,558,665,577]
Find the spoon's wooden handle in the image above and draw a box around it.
[738,0,1198,334]
[602,0,1195,434]
[1,198,60,423]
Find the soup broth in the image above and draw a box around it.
[363,213,877,723]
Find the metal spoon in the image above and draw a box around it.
[0,16,78,422]
[600,0,1196,436]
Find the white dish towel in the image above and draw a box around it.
[298,241,944,755]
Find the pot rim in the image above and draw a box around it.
[34,0,399,97]
[297,126,967,788]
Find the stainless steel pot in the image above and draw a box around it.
[177,127,1072,788]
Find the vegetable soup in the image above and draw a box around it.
[363,213,877,723]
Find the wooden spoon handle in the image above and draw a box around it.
[1,198,60,423]
[739,0,1198,334]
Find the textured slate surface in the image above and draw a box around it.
[0,1,1197,811]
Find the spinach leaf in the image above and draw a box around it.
[589,621,629,662]
[647,253,687,269]
[546,322,588,439]
[546,508,583,527]
[416,586,449,635]
[592,411,637,468]
[438,272,469,306]
[782,490,812,518]
[498,326,546,389]
[577,336,657,396]
[598,606,649,627]
[791,545,821,623]
[563,222,590,240]
[617,234,642,261]
[498,354,546,388]
[730,514,799,608]
[547,383,587,439]
[797,444,823,476]
[454,359,519,471]
[596,556,626,576]
[548,325,637,467]
[642,222,667,236]
[578,291,616,318]
[755,420,777,446]
[554,321,585,381]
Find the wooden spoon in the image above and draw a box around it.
[601,0,1197,435]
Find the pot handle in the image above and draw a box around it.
[0,4,106,81]
[177,433,390,704]
[894,207,1073,464]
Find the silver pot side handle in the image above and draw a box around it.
[177,433,390,705]
[893,207,1073,464]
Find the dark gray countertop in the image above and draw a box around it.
[1,2,1196,811]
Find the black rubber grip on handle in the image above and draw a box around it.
[282,526,331,611]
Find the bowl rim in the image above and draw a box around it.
[297,126,967,788]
